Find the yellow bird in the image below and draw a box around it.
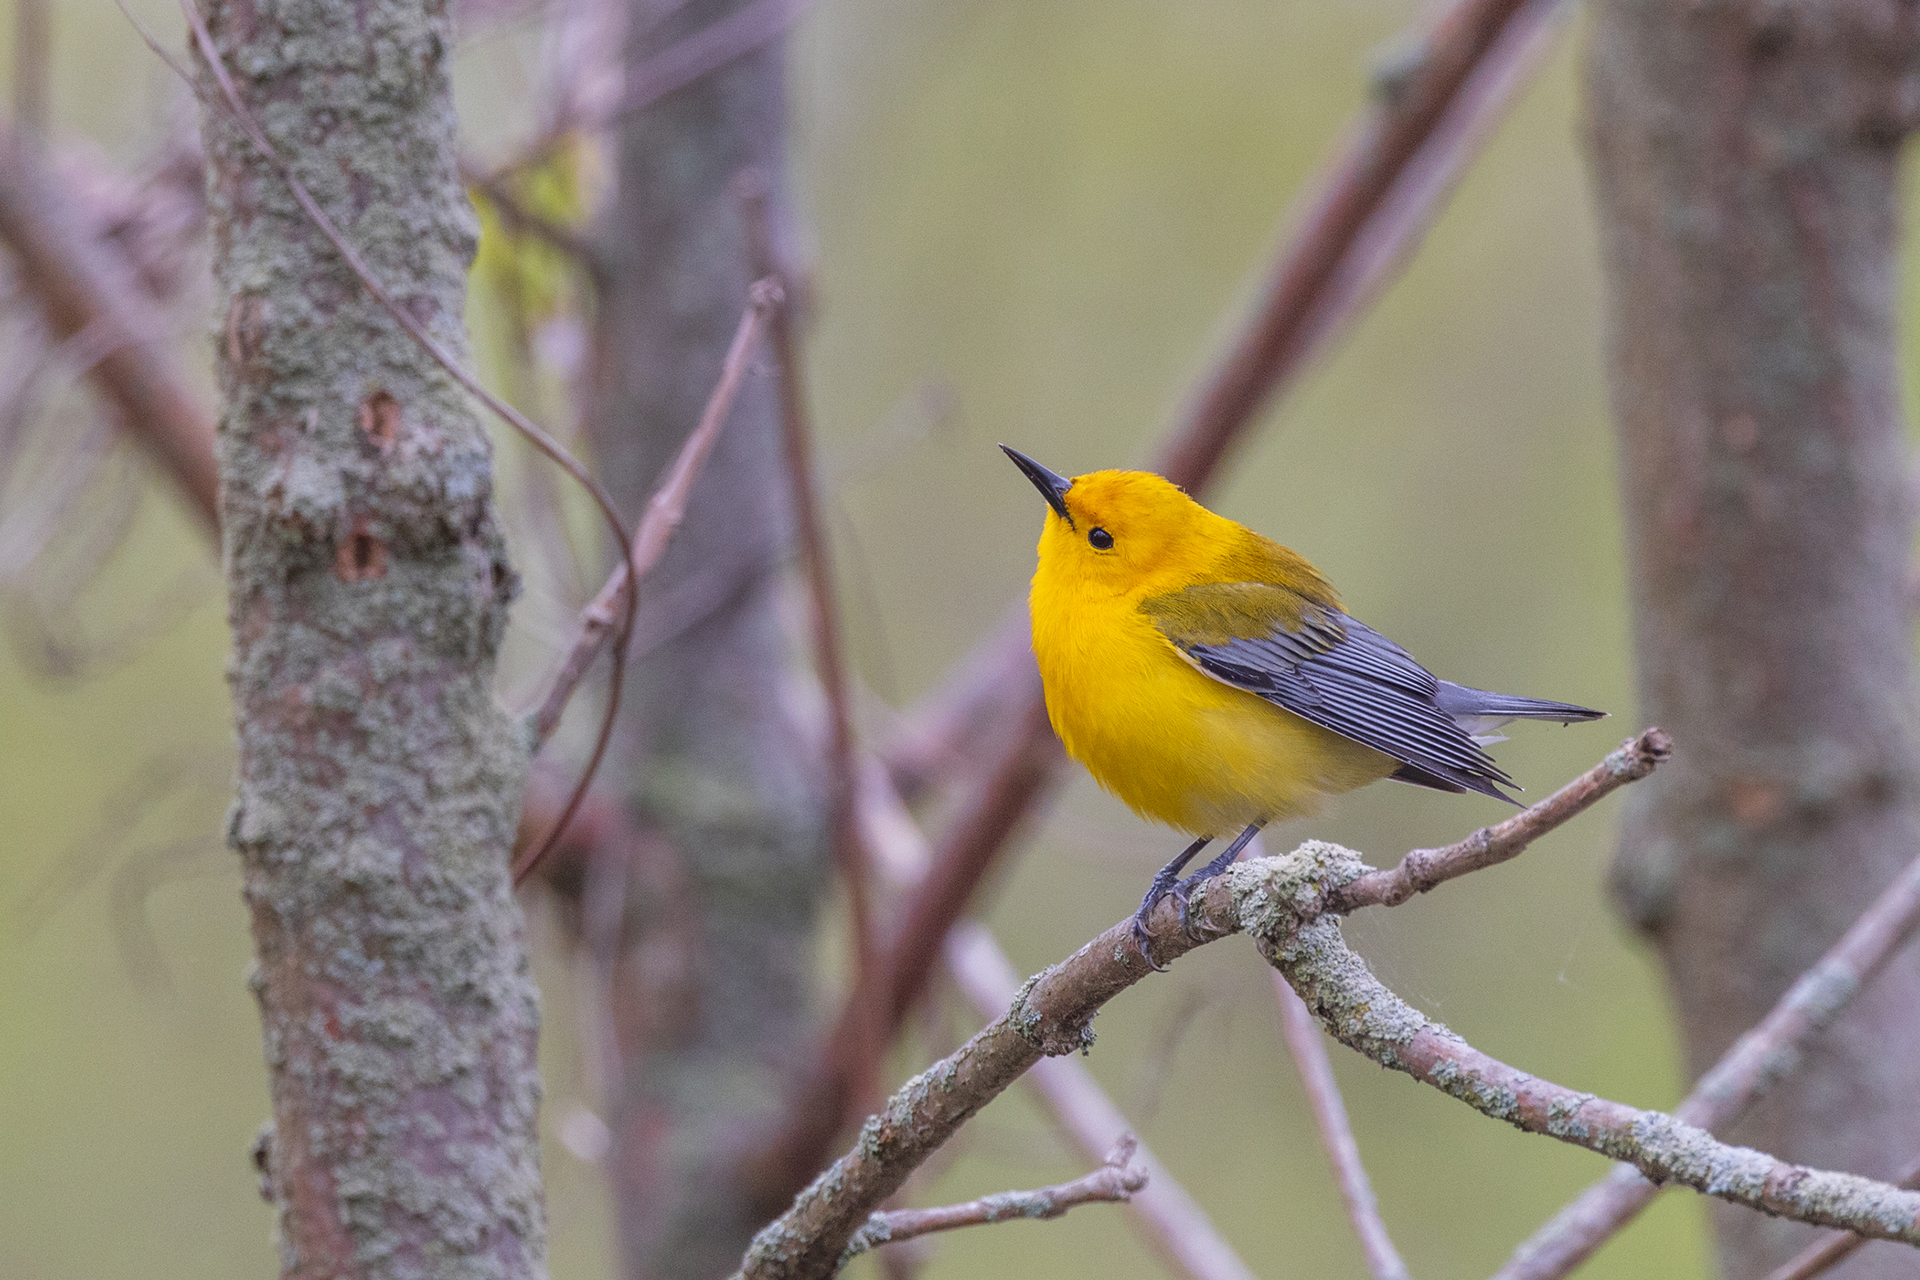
[1002,446,1603,964]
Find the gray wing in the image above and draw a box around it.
[1172,612,1522,802]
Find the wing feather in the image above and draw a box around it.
[1141,583,1519,802]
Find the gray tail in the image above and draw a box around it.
[1436,680,1606,732]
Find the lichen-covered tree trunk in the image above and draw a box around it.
[584,4,829,1278]
[196,0,547,1273]
[1587,3,1920,1275]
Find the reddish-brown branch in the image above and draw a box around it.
[1330,729,1671,913]
[842,1137,1147,1260]
[1494,844,1920,1280]
[0,132,217,532]
[514,284,778,885]
[738,172,880,1086]
[480,0,814,183]
[1272,971,1408,1280]
[524,286,776,751]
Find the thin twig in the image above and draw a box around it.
[945,923,1259,1280]
[1330,729,1671,913]
[738,167,882,1102]
[514,283,778,885]
[734,842,1920,1280]
[1493,840,1920,1280]
[461,157,602,270]
[1272,970,1409,1280]
[1766,1157,1920,1280]
[524,285,775,750]
[1155,0,1543,487]
[0,132,218,531]
[878,0,1571,799]
[841,1137,1148,1261]
[481,0,813,182]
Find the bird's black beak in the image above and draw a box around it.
[1000,445,1074,526]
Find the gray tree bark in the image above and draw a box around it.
[1586,2,1920,1275]
[196,0,547,1273]
[583,4,829,1277]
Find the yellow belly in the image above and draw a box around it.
[1033,594,1394,836]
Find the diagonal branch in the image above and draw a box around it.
[734,842,1920,1280]
[840,1137,1147,1262]
[738,171,880,1072]
[1493,837,1920,1279]
[524,286,776,751]
[0,132,217,532]
[1765,1157,1920,1280]
[945,922,1259,1280]
[1331,728,1671,912]
[1272,970,1409,1280]
[514,283,779,884]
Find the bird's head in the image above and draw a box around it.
[1002,446,1216,597]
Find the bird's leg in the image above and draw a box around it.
[1173,822,1265,935]
[1133,835,1212,971]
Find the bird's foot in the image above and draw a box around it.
[1133,835,1215,972]
[1173,823,1266,936]
[1131,879,1176,973]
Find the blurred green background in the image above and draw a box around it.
[13,0,1866,1274]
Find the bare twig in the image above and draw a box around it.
[1766,1157,1920,1280]
[524,285,775,750]
[945,923,1259,1280]
[735,844,1920,1280]
[841,1137,1148,1261]
[481,0,813,182]
[1272,971,1409,1280]
[0,132,218,531]
[1330,729,1671,913]
[1494,839,1920,1280]
[1156,0,1546,486]
[738,167,882,1099]
[461,157,602,270]
[879,0,1571,798]
[515,283,777,885]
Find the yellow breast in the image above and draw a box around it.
[1030,584,1394,837]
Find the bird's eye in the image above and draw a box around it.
[1089,527,1114,551]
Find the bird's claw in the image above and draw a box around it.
[1172,877,1201,938]
[1130,910,1169,972]
[1131,884,1175,972]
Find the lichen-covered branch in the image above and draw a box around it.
[193,0,546,1272]
[1331,729,1670,912]
[1495,842,1920,1279]
[1263,863,1920,1249]
[737,840,1920,1280]
[944,923,1258,1280]
[841,1137,1147,1261]
[1767,1157,1920,1280]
